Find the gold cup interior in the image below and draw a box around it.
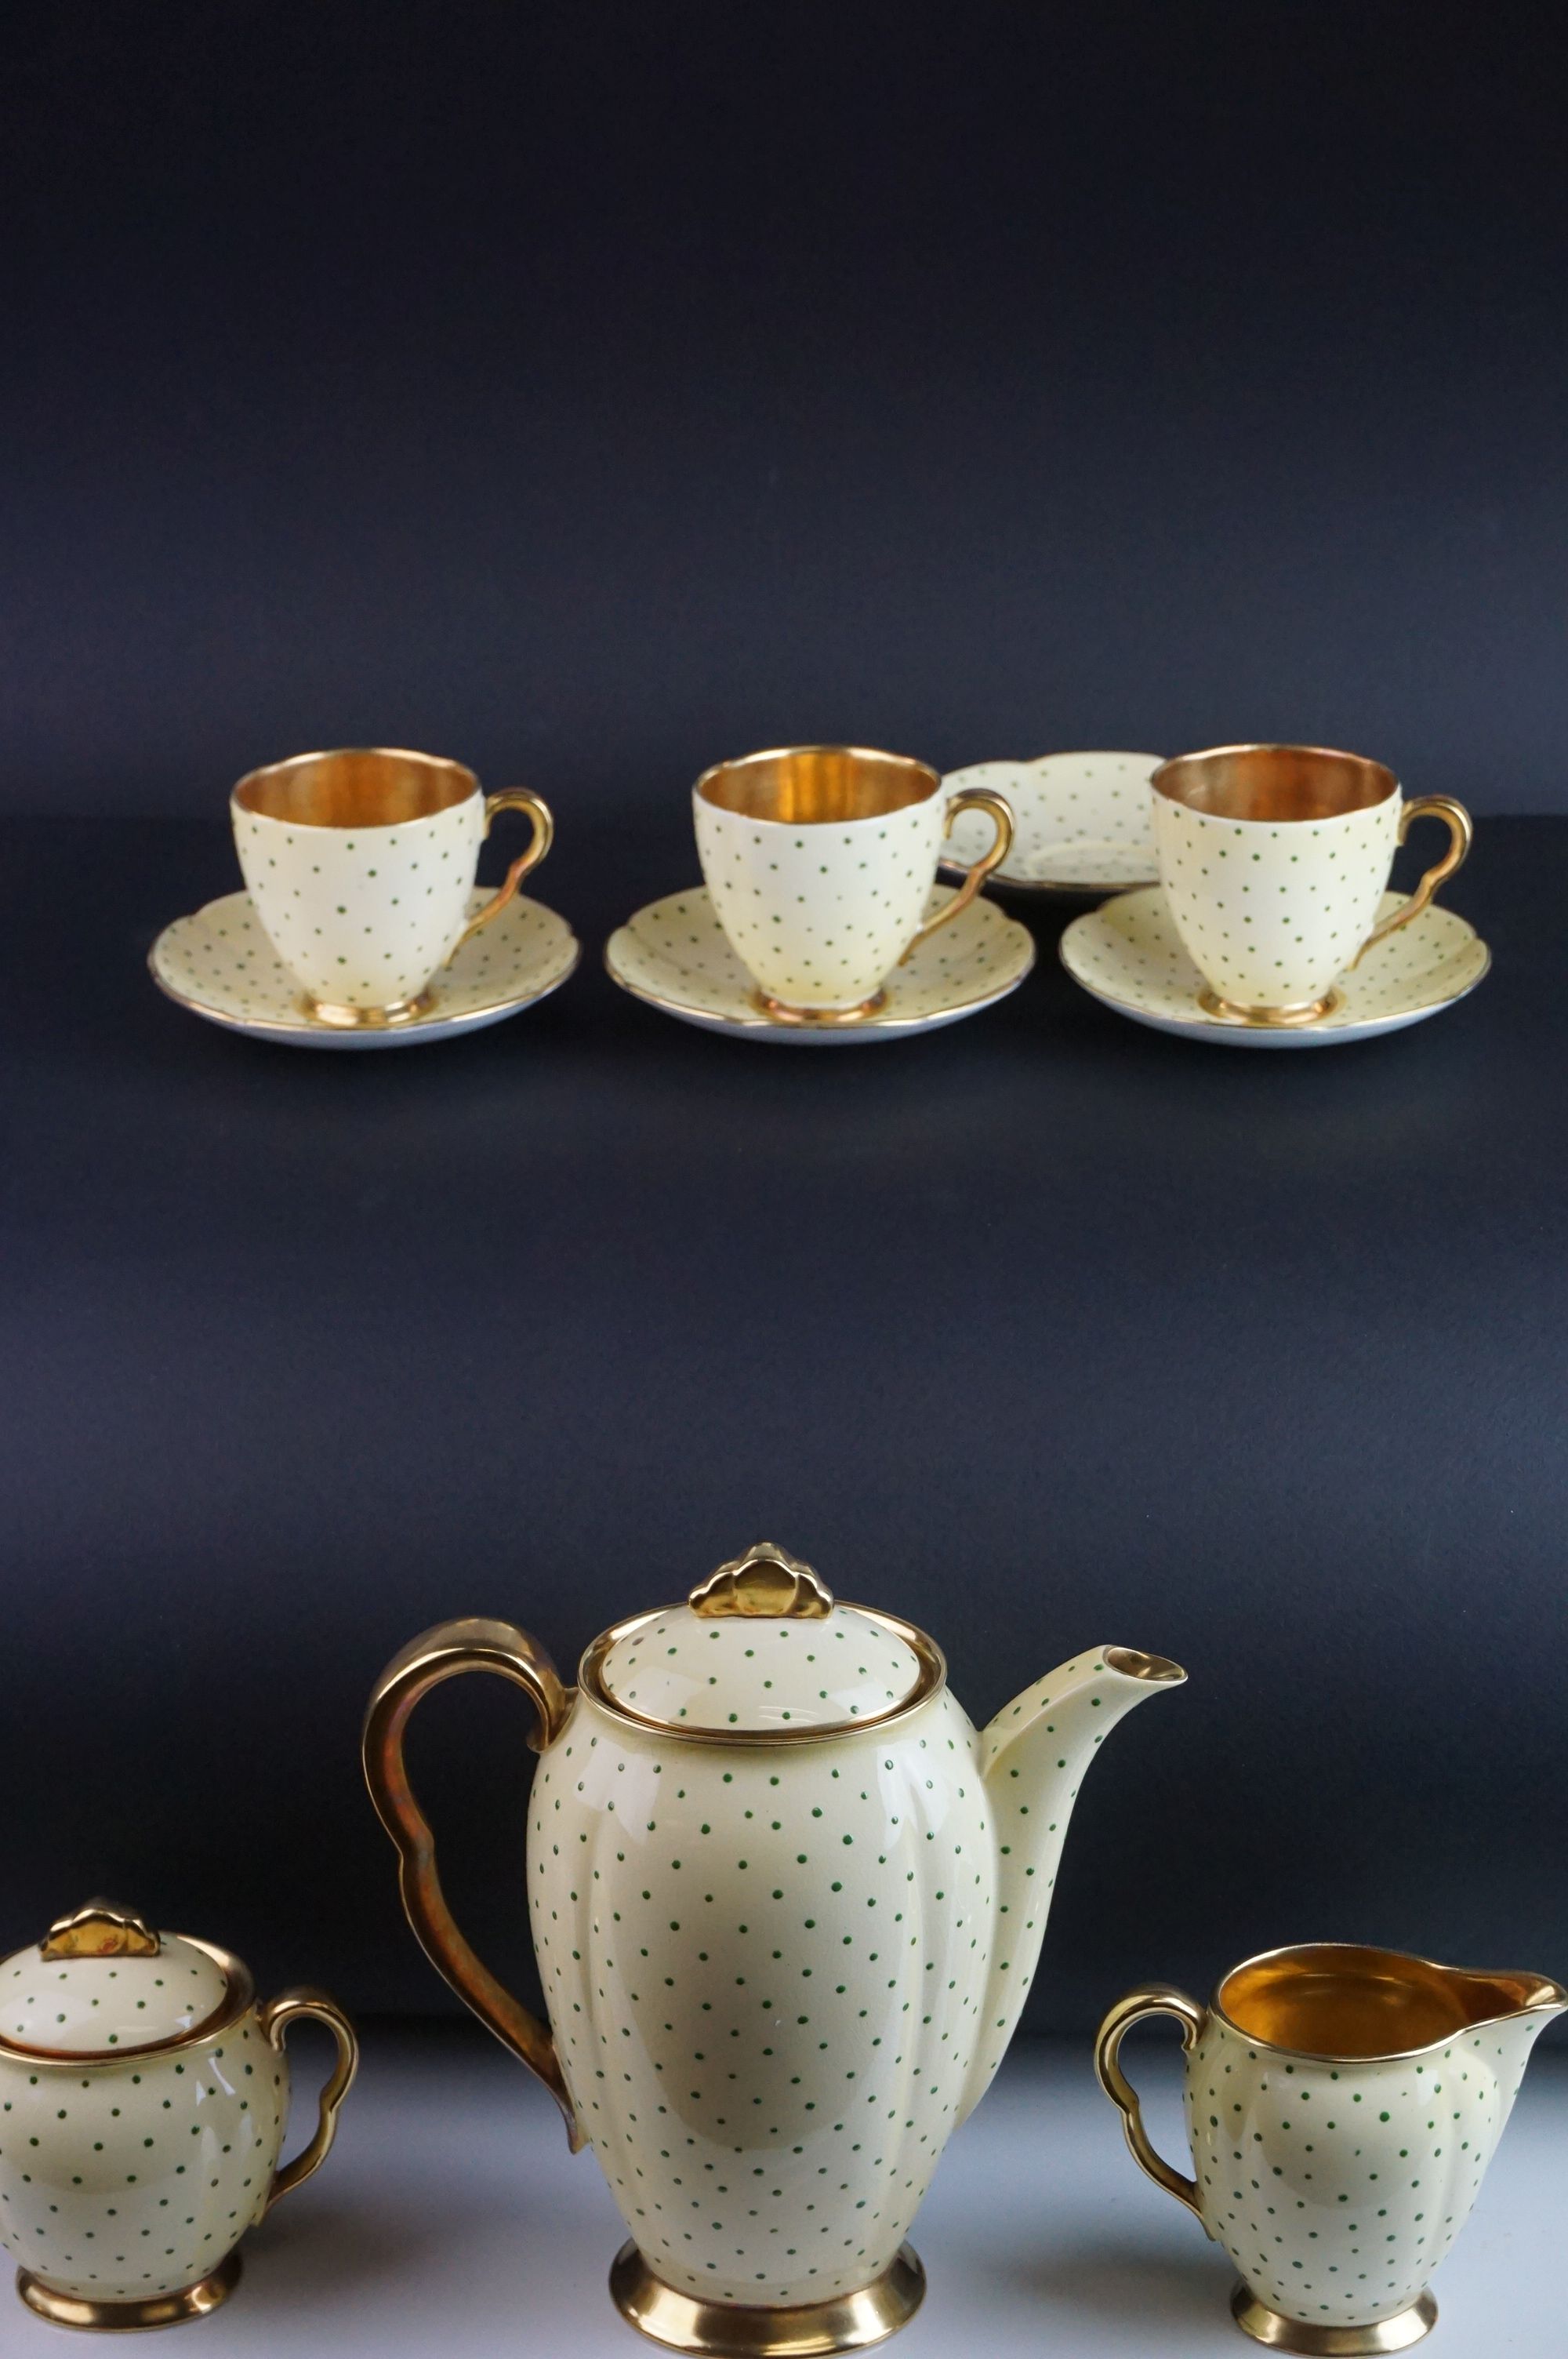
[1219,1943,1556,2059]
[696,745,938,826]
[1152,744,1396,825]
[234,747,476,829]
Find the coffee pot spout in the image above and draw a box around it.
[958,1645,1186,2125]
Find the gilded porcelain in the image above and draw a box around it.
[1150,744,1472,1025]
[1096,1943,1566,2354]
[691,747,1012,1017]
[1059,887,1490,1049]
[605,885,1034,1044]
[365,1543,1184,2351]
[151,888,580,1049]
[230,745,554,1023]
[0,1904,356,2330]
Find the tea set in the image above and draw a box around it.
[147,736,1490,1049]
[43,729,1523,2348]
[5,1543,1558,2356]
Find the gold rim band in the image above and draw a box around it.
[17,2248,243,2331]
[579,1600,947,1747]
[362,1619,581,2147]
[1231,2283,1438,2354]
[609,2239,925,2355]
[0,1937,254,2066]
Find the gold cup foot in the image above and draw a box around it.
[17,2249,242,2331]
[1198,987,1343,1029]
[303,990,436,1030]
[750,990,888,1028]
[1231,2280,1437,2354]
[609,2240,925,2355]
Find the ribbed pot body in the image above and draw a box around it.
[529,1685,995,2307]
[0,2010,287,2303]
[1188,2008,1527,2328]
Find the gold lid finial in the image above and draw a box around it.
[689,1543,833,1620]
[40,1901,160,1961]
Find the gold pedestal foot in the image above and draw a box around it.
[304,990,435,1030]
[610,2240,925,2355]
[751,990,888,1028]
[1198,987,1343,1029]
[1231,2281,1437,2354]
[17,2249,242,2331]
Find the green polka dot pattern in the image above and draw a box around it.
[692,780,958,1009]
[1060,887,1489,1046]
[941,753,1163,890]
[525,1646,1176,2312]
[1152,791,1402,1009]
[605,886,1034,1041]
[601,1607,920,1734]
[234,789,488,1009]
[0,2022,286,2305]
[152,889,579,1046]
[1187,2007,1551,2330]
[2,1946,226,2052]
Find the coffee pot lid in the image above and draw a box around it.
[0,1903,234,2057]
[584,1543,945,1742]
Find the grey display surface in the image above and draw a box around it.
[2,2030,1554,2358]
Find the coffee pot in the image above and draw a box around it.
[364,1541,1185,2354]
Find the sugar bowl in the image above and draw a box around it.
[0,1901,357,2330]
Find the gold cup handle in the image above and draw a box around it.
[448,788,555,961]
[1094,1983,1209,2230]
[902,787,1014,961]
[361,1618,582,2148]
[1351,794,1472,968]
[260,1987,359,2210]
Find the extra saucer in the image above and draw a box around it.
[605,885,1035,1042]
[1060,885,1490,1047]
[151,889,580,1047]
[939,751,1163,894]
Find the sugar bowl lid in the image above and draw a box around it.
[581,1542,946,1743]
[0,1902,241,2058]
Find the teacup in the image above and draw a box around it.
[0,1901,358,2331]
[692,744,1014,1023]
[232,746,554,1027]
[1097,1942,1567,2354]
[1150,744,1472,1027]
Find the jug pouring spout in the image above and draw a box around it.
[959,1645,1185,2124]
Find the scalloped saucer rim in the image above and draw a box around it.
[1059,885,1490,1048]
[150,888,580,1048]
[938,750,1164,895]
[605,884,1036,1044]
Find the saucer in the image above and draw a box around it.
[1059,886,1490,1047]
[939,752,1163,894]
[151,889,580,1047]
[605,885,1035,1042]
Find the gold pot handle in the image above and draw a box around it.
[448,788,555,961]
[902,787,1014,960]
[361,1617,581,2148]
[1094,1983,1209,2229]
[259,1987,359,2210]
[1351,794,1472,967]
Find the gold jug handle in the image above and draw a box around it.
[448,788,555,961]
[258,1986,359,2210]
[900,787,1014,961]
[361,1617,582,2148]
[1094,1983,1209,2229]
[1350,794,1472,967]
